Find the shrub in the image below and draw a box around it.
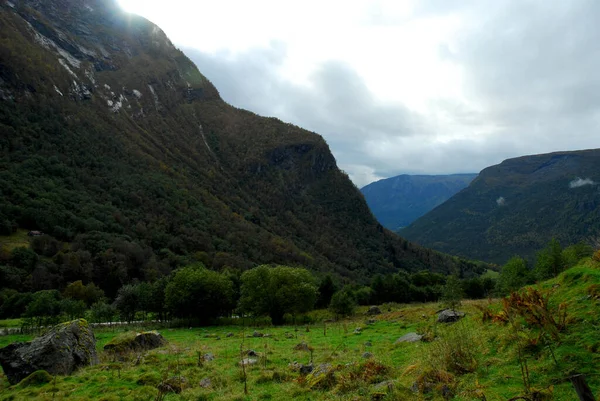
[426,322,478,375]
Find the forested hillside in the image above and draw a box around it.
[0,0,483,301]
[361,174,476,230]
[401,149,600,263]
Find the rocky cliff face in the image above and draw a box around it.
[0,0,482,286]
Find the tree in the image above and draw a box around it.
[89,300,116,324]
[10,247,38,272]
[441,275,463,310]
[113,284,140,323]
[497,256,530,295]
[329,289,356,317]
[63,280,105,306]
[535,238,565,280]
[24,290,62,327]
[238,265,317,325]
[59,298,87,320]
[165,264,235,324]
[562,242,593,269]
[316,275,338,308]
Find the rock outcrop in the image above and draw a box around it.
[0,319,98,385]
[103,330,166,353]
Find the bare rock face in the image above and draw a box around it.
[0,319,98,385]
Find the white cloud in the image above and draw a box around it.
[569,177,596,188]
[118,1,600,187]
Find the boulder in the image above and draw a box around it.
[226,332,234,338]
[199,377,212,388]
[300,363,314,375]
[239,358,257,366]
[203,353,215,362]
[293,342,311,352]
[395,333,423,343]
[252,331,263,338]
[367,306,382,316]
[104,330,166,353]
[437,309,465,323]
[362,352,374,359]
[0,319,98,385]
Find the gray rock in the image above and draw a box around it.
[104,330,166,353]
[226,332,234,338]
[239,358,257,366]
[252,331,263,337]
[367,306,382,315]
[199,377,211,388]
[246,349,258,357]
[299,363,314,375]
[366,319,377,325]
[0,319,98,385]
[437,309,465,323]
[364,341,373,347]
[353,327,362,334]
[362,352,374,359]
[294,342,311,351]
[203,353,215,362]
[395,333,423,343]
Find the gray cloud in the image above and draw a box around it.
[182,1,600,187]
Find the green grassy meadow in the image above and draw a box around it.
[1,260,599,400]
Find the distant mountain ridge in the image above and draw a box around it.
[361,174,477,231]
[400,149,600,264]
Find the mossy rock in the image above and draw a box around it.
[104,331,166,354]
[16,370,52,387]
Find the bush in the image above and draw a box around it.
[426,322,478,375]
[329,289,356,317]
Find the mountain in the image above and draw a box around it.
[400,149,600,264]
[0,0,483,296]
[360,174,477,231]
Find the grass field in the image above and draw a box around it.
[0,229,31,255]
[1,260,599,400]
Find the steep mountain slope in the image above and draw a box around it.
[401,149,600,263]
[361,174,477,230]
[0,0,482,294]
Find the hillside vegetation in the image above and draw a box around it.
[0,0,482,301]
[401,150,600,263]
[1,255,598,400]
[361,174,477,231]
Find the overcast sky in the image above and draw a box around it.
[118,0,600,187]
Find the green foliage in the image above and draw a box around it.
[62,281,105,307]
[89,300,116,324]
[441,275,463,310]
[238,265,317,325]
[329,288,357,317]
[10,247,38,272]
[562,242,593,269]
[315,275,337,308]
[535,238,565,280]
[24,290,62,326]
[165,264,235,324]
[497,256,531,295]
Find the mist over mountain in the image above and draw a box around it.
[401,149,600,264]
[361,174,477,231]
